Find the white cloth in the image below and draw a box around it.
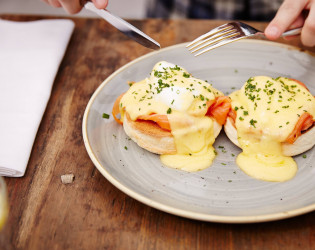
[0,19,74,177]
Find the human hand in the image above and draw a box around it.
[41,0,108,14]
[265,0,315,47]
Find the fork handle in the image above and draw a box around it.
[281,27,302,37]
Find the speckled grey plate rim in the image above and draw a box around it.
[82,40,315,223]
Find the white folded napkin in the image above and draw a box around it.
[0,19,74,177]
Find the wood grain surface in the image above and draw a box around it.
[0,15,314,250]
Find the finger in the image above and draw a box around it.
[301,1,315,47]
[92,0,108,9]
[288,12,306,29]
[282,9,309,41]
[47,0,62,8]
[265,0,308,40]
[283,12,306,40]
[59,0,82,14]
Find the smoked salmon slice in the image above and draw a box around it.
[112,95,231,130]
[285,112,314,144]
[206,96,231,125]
[112,93,124,125]
[137,114,171,131]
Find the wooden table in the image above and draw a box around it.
[0,15,314,250]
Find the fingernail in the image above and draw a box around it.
[266,26,280,39]
[95,0,108,7]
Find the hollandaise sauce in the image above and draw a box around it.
[120,61,223,171]
[160,113,216,171]
[230,76,315,182]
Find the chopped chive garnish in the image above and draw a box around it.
[102,113,110,119]
[250,119,257,127]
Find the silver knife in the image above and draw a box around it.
[83,1,160,50]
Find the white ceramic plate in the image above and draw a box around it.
[82,40,315,223]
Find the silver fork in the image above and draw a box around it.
[186,21,302,56]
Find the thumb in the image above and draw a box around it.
[92,0,108,9]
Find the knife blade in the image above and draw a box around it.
[84,2,160,50]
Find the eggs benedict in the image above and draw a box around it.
[224,76,315,182]
[112,61,231,171]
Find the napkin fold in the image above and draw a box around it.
[0,19,74,177]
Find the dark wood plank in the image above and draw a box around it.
[0,15,314,250]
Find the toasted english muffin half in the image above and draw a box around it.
[224,114,315,156]
[124,112,222,155]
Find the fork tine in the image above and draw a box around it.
[189,29,239,52]
[186,23,233,48]
[188,27,235,51]
[187,21,265,56]
[194,36,245,56]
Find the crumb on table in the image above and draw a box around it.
[61,174,75,184]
